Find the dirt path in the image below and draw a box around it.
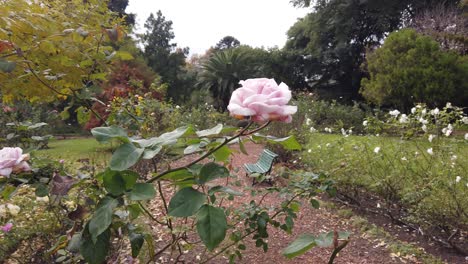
[145,141,410,264]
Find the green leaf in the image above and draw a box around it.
[142,145,162,159]
[239,139,248,155]
[115,51,134,60]
[168,187,206,217]
[196,205,227,251]
[0,59,16,73]
[76,106,91,125]
[89,197,118,243]
[314,232,334,247]
[184,143,203,155]
[127,183,156,201]
[208,186,243,196]
[252,134,302,150]
[103,170,139,196]
[282,234,317,259]
[60,106,71,120]
[110,143,144,171]
[161,168,194,181]
[198,162,230,184]
[158,126,195,145]
[310,199,320,209]
[80,227,110,264]
[1,184,16,200]
[127,204,143,220]
[196,124,223,137]
[27,122,48,129]
[67,232,82,253]
[91,126,129,143]
[212,145,232,163]
[34,183,48,197]
[129,232,144,257]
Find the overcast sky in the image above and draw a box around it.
[126,0,309,56]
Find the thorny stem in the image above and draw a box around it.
[146,120,258,183]
[138,201,165,225]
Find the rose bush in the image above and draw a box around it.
[227,78,297,123]
[0,147,31,177]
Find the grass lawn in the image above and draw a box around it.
[33,137,112,167]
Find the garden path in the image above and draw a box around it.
[145,141,405,264]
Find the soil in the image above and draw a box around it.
[143,141,467,263]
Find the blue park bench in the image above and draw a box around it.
[243,149,278,185]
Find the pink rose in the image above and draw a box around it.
[0,147,31,177]
[227,78,297,123]
[1,223,13,232]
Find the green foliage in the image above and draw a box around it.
[286,0,463,99]
[142,11,189,102]
[361,29,468,109]
[197,49,258,110]
[0,0,124,102]
[300,108,468,234]
[168,187,206,217]
[196,205,227,251]
[283,231,350,259]
[214,36,241,50]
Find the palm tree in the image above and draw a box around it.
[197,49,257,110]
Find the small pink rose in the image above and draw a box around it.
[59,159,65,164]
[1,223,13,232]
[0,147,31,177]
[227,78,297,123]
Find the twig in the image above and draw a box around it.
[146,121,256,183]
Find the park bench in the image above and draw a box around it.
[244,149,278,185]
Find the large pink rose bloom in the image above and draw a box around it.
[227,78,297,123]
[0,147,31,177]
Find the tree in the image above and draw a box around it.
[108,0,135,26]
[286,0,463,100]
[0,0,125,103]
[141,11,189,102]
[411,4,467,54]
[360,29,468,110]
[214,36,241,50]
[197,49,258,110]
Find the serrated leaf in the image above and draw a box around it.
[168,187,206,217]
[196,205,227,251]
[110,143,144,171]
[89,197,118,243]
[198,162,229,184]
[127,183,156,200]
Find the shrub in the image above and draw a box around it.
[361,29,468,110]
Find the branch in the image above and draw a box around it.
[146,120,258,183]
